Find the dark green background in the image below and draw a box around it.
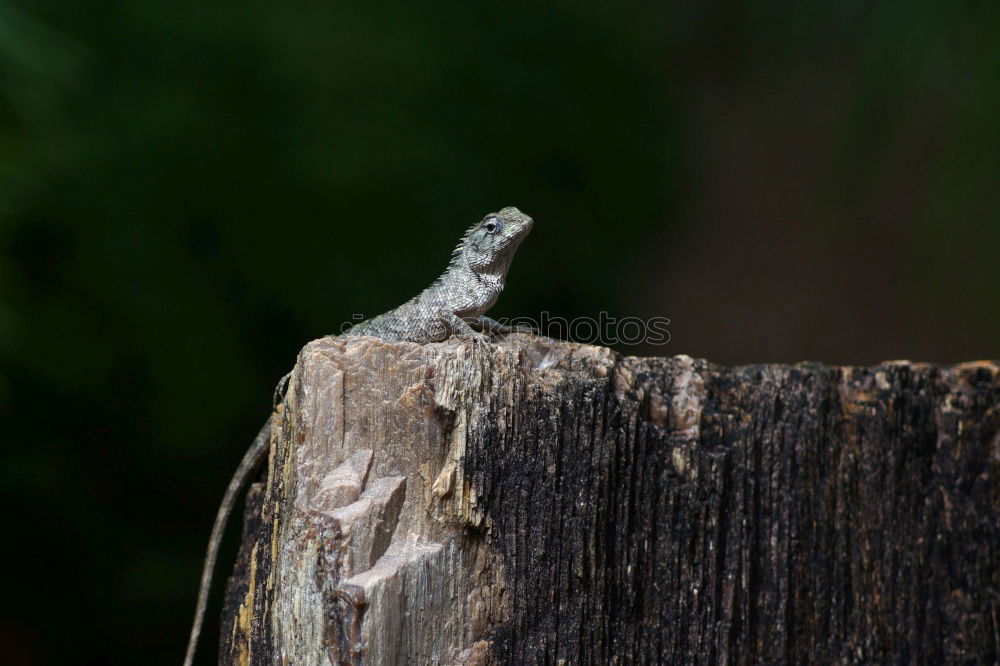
[2,2,997,664]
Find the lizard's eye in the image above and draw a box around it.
[483,218,502,234]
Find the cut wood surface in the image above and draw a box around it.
[220,335,999,665]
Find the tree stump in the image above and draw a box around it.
[219,335,999,664]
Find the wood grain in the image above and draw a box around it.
[220,336,999,665]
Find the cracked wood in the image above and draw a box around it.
[221,336,1000,665]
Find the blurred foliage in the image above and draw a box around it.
[0,1,997,664]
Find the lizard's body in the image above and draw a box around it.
[183,207,533,666]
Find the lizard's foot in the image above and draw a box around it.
[439,311,491,345]
[472,316,537,338]
[454,327,491,346]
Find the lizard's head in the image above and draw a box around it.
[461,206,534,274]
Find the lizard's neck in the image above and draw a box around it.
[428,262,505,315]
[476,271,505,295]
[458,259,507,290]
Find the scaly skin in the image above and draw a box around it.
[183,207,533,666]
[345,206,533,342]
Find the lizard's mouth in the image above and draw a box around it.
[505,223,532,253]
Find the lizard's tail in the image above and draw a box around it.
[183,416,273,666]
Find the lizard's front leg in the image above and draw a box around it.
[470,315,537,337]
[438,311,489,343]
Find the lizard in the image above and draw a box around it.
[183,206,534,666]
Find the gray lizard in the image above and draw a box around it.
[183,206,533,666]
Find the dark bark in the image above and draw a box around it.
[221,336,1000,664]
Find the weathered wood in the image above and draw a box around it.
[220,336,1000,664]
